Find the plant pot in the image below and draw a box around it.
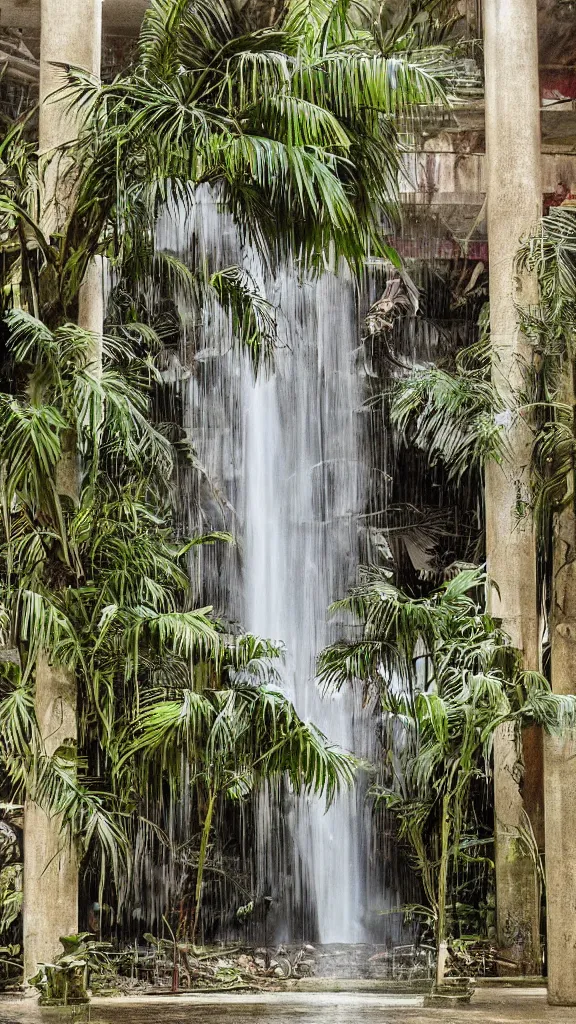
[424,977,475,1008]
[39,966,89,1006]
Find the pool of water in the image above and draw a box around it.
[0,989,574,1024]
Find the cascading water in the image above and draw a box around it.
[155,191,407,945]
[243,271,368,943]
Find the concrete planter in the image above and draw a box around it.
[424,978,474,1008]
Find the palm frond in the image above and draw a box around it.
[210,266,277,372]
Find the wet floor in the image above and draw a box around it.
[1,989,576,1024]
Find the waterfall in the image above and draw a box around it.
[243,271,368,943]
[155,191,404,945]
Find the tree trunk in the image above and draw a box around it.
[22,0,103,985]
[544,358,576,1005]
[435,795,451,990]
[192,789,218,945]
[483,0,542,974]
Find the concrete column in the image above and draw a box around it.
[483,0,542,974]
[38,0,102,235]
[23,658,80,983]
[544,363,576,1005]
[22,0,103,985]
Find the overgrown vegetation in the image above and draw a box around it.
[346,200,576,977]
[0,0,457,962]
[319,566,576,981]
[5,0,572,990]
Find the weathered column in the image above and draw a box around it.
[22,0,102,985]
[22,661,80,983]
[483,0,542,974]
[37,0,102,235]
[544,361,576,1005]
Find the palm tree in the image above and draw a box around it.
[52,0,451,314]
[318,567,576,986]
[0,306,355,937]
[390,323,504,485]
[517,205,576,997]
[517,207,576,530]
[124,659,355,940]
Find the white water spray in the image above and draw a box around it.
[158,193,379,943]
[243,271,368,943]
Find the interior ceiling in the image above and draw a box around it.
[0,0,149,33]
[0,0,575,50]
[1,0,575,107]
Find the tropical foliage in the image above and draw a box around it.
[391,326,504,483]
[0,0,454,340]
[517,206,576,531]
[361,261,490,587]
[319,567,576,979]
[0,0,457,945]
[388,207,576,552]
[58,0,451,289]
[126,667,356,938]
[0,301,355,937]
[349,208,576,976]
[0,0,480,959]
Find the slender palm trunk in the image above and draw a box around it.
[483,0,542,974]
[544,358,576,1004]
[435,795,450,989]
[192,789,218,945]
[22,0,103,984]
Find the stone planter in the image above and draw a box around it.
[37,965,89,1006]
[424,977,474,1008]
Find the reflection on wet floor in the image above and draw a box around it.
[2,990,576,1024]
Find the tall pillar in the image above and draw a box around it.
[22,0,103,985]
[37,0,102,235]
[22,660,80,983]
[544,363,576,1005]
[483,0,542,973]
